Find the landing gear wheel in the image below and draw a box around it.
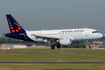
[51,45,55,49]
[57,44,61,49]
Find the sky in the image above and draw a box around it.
[0,0,105,36]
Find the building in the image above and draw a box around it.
[93,41,103,45]
[1,44,27,49]
[0,44,3,47]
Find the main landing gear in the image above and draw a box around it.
[51,43,61,49]
[51,45,55,49]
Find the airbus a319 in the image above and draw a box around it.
[5,14,103,49]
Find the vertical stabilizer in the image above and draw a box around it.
[6,15,25,33]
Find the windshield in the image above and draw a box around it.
[92,31,98,33]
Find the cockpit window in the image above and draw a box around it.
[92,31,98,33]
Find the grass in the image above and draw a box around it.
[0,48,105,62]
[0,48,105,70]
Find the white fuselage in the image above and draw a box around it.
[25,28,103,42]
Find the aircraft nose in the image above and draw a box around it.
[99,33,103,38]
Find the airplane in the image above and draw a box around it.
[5,14,103,49]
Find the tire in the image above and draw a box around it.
[51,45,55,49]
[57,44,61,49]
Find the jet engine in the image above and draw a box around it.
[59,38,71,45]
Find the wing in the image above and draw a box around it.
[31,34,59,41]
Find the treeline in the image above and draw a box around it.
[62,43,86,48]
[0,40,22,43]
[0,37,22,43]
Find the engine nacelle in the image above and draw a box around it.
[59,38,71,45]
